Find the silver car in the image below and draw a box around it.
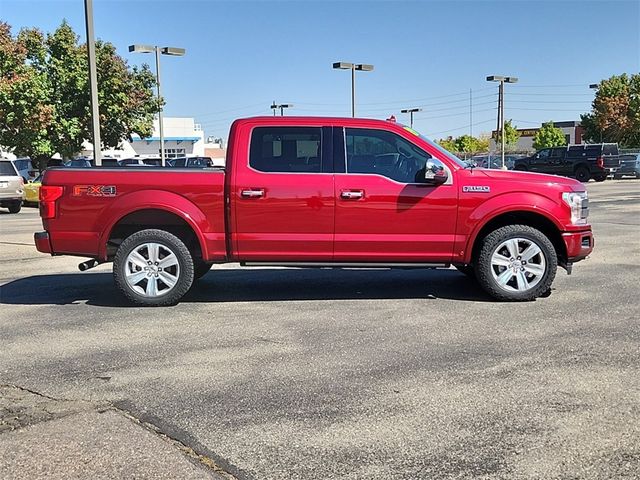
[0,160,24,214]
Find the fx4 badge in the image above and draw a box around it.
[73,185,117,197]
[463,186,490,193]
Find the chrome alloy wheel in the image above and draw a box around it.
[490,237,546,293]
[124,242,180,297]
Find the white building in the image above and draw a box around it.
[82,117,211,159]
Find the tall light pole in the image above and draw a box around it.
[487,75,518,170]
[129,44,185,167]
[84,0,102,166]
[270,102,294,116]
[332,62,374,117]
[400,108,422,128]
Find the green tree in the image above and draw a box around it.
[581,73,640,147]
[437,136,456,152]
[494,120,520,150]
[0,21,159,169]
[533,121,567,150]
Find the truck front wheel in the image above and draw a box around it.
[475,225,557,301]
[114,229,194,306]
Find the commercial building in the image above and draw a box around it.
[490,121,584,152]
[81,117,225,161]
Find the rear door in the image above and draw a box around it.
[232,125,335,261]
[333,127,457,263]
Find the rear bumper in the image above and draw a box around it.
[34,231,52,255]
[562,229,593,263]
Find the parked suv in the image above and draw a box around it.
[514,143,621,182]
[613,154,640,179]
[0,159,24,213]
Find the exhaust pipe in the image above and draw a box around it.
[78,259,100,271]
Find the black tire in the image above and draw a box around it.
[613,174,622,180]
[8,202,21,214]
[593,173,607,182]
[574,166,590,183]
[455,265,476,279]
[475,224,557,302]
[194,260,213,280]
[113,229,194,306]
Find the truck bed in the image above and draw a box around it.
[41,167,227,261]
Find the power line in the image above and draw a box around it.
[425,118,495,137]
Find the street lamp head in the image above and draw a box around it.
[401,108,422,113]
[355,64,374,72]
[128,44,155,54]
[333,62,354,69]
[161,47,186,56]
[486,75,506,82]
[505,76,518,83]
[589,83,598,89]
[279,104,293,108]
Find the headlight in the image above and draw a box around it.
[562,191,589,225]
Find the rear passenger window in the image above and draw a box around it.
[250,127,322,173]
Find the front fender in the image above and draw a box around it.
[459,192,565,264]
[97,190,211,261]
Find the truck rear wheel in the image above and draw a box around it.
[114,229,194,306]
[475,225,557,301]
[574,166,590,183]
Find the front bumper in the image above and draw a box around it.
[34,231,52,255]
[562,229,593,263]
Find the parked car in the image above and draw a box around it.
[471,154,523,170]
[23,173,42,205]
[35,116,594,306]
[64,158,120,168]
[167,156,215,168]
[119,158,154,167]
[0,159,24,213]
[11,157,37,182]
[613,154,640,179]
[514,143,621,182]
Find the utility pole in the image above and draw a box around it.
[469,88,472,137]
[487,75,518,170]
[84,0,102,166]
[270,103,293,116]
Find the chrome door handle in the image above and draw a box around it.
[241,189,265,198]
[340,190,364,200]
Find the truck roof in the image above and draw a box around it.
[232,116,406,129]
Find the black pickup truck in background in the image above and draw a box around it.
[513,143,621,182]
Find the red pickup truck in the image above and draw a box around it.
[35,116,594,306]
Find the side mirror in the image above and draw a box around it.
[422,160,448,185]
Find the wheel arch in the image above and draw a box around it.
[101,207,207,262]
[466,210,567,266]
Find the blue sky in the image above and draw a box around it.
[2,0,639,140]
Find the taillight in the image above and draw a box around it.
[596,156,604,168]
[39,185,64,219]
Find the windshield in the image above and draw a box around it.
[402,126,468,168]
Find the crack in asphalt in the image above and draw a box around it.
[0,384,238,479]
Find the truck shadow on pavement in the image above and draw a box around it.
[0,268,494,307]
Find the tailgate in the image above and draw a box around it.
[604,156,621,168]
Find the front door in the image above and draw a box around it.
[333,127,457,263]
[233,126,334,261]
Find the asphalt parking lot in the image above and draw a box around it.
[1,179,639,479]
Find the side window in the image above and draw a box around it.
[551,147,566,158]
[345,128,433,183]
[250,127,322,173]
